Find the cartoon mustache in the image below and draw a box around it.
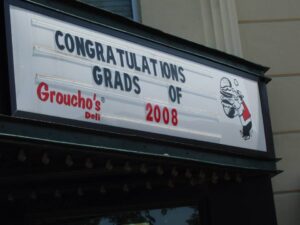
[221,99,234,106]
[220,89,234,98]
[221,87,243,100]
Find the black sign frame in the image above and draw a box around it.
[3,0,275,159]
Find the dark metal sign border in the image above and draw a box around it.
[3,0,275,159]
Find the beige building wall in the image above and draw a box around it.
[139,0,299,224]
[140,0,206,45]
[139,0,242,57]
[235,0,300,224]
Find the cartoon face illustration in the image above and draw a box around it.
[220,77,252,140]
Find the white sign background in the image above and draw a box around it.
[8,5,267,152]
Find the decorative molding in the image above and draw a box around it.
[239,17,300,24]
[274,189,300,195]
[273,129,300,135]
[131,0,141,22]
[268,73,300,78]
[200,0,243,57]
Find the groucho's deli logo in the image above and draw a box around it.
[220,77,252,140]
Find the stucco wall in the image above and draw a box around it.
[235,1,300,224]
[140,0,242,57]
[139,0,206,45]
[139,0,299,224]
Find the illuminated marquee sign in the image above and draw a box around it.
[5,3,267,152]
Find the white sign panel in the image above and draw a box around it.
[7,5,267,151]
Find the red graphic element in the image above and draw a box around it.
[37,82,102,121]
[85,111,101,121]
[146,103,178,126]
[220,77,252,140]
[242,101,251,121]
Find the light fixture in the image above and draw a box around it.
[8,194,14,202]
[211,172,218,184]
[42,153,50,165]
[124,161,132,172]
[140,163,148,174]
[185,169,192,178]
[77,187,84,196]
[18,149,26,162]
[190,179,196,186]
[100,185,106,194]
[65,155,74,167]
[199,170,206,179]
[30,191,37,200]
[54,189,61,198]
[236,174,242,183]
[172,167,178,177]
[123,184,129,192]
[85,158,93,169]
[224,172,231,181]
[168,179,174,188]
[157,166,164,175]
[146,181,152,190]
[105,160,113,171]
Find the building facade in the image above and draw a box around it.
[0,0,289,225]
[136,1,300,224]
